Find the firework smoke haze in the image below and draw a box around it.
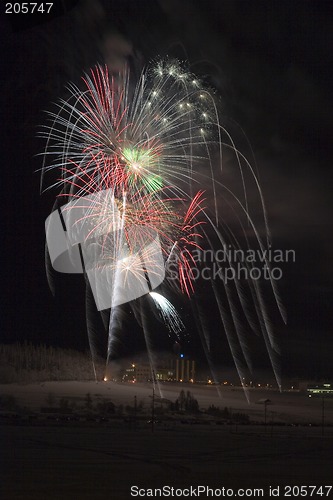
[41,60,284,387]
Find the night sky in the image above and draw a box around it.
[1,0,332,380]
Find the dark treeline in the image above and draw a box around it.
[0,343,104,383]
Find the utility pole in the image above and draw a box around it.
[321,395,325,436]
[264,400,268,432]
[270,411,274,437]
[151,370,156,433]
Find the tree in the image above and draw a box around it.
[175,390,199,414]
[178,390,186,411]
[185,391,199,413]
[46,392,55,407]
[84,393,93,410]
[59,397,70,412]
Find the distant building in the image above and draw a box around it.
[122,355,196,383]
[175,357,195,382]
[298,380,322,392]
[155,368,175,381]
[307,383,333,398]
[122,363,173,382]
[122,363,151,382]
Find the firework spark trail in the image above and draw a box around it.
[210,278,249,403]
[140,297,164,399]
[149,292,184,337]
[190,298,222,399]
[85,278,99,382]
[202,213,282,389]
[41,59,285,389]
[105,203,126,367]
[106,304,122,368]
[204,190,286,333]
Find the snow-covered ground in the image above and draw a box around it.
[1,382,333,499]
[1,381,333,424]
[1,423,333,500]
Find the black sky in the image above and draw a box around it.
[1,0,332,379]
